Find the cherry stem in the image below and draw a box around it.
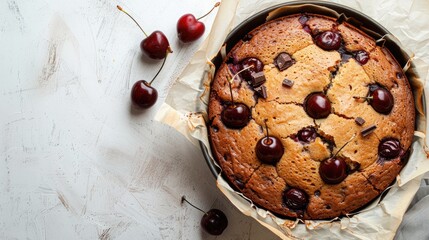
[197,2,221,21]
[264,120,269,138]
[333,134,356,158]
[227,66,253,105]
[228,81,234,106]
[181,196,207,215]
[117,5,148,37]
[149,52,168,85]
[353,96,373,101]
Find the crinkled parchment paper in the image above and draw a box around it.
[155,0,429,239]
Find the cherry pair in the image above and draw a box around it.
[117,3,220,109]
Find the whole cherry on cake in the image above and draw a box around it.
[130,53,168,109]
[177,2,220,43]
[354,85,394,114]
[117,5,172,59]
[304,92,331,119]
[319,138,354,184]
[283,188,308,210]
[379,138,402,159]
[221,103,250,128]
[319,157,348,184]
[256,121,284,164]
[181,196,228,236]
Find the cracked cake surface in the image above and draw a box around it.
[208,14,415,219]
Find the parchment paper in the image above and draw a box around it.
[155,0,429,239]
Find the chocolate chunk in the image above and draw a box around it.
[250,71,266,87]
[254,85,267,99]
[275,53,294,71]
[282,79,294,87]
[361,124,376,137]
[355,117,365,126]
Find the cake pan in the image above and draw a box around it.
[201,1,414,178]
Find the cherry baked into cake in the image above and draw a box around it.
[208,14,415,219]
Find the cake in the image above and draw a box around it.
[207,13,415,219]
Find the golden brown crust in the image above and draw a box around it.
[208,14,415,220]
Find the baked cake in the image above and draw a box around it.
[207,13,415,219]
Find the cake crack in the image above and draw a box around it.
[360,173,381,193]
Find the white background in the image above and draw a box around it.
[0,0,279,239]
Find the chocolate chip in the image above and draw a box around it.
[361,124,376,137]
[355,117,365,126]
[396,72,403,79]
[234,179,245,189]
[314,190,321,197]
[243,33,253,42]
[275,53,294,71]
[282,79,294,87]
[254,85,267,99]
[250,71,266,87]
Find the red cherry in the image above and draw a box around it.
[256,136,284,164]
[378,138,401,159]
[117,5,172,60]
[315,31,342,50]
[221,103,251,129]
[304,93,331,119]
[354,50,369,65]
[177,14,205,43]
[177,2,220,43]
[129,50,168,109]
[283,188,308,210]
[370,87,394,114]
[319,157,347,184]
[131,80,158,109]
[182,196,228,236]
[201,209,228,236]
[141,31,171,59]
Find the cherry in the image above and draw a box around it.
[141,31,172,59]
[117,5,172,59]
[182,196,228,236]
[297,127,317,143]
[370,87,394,114]
[256,137,284,164]
[130,52,168,109]
[283,188,308,210]
[256,121,284,164]
[131,80,158,109]
[319,157,348,184]
[177,2,220,43]
[315,31,342,50]
[379,138,401,159]
[354,50,369,65]
[221,103,251,129]
[239,57,264,82]
[304,93,331,119]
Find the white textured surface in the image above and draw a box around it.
[0,0,279,239]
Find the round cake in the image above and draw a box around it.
[207,13,415,219]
